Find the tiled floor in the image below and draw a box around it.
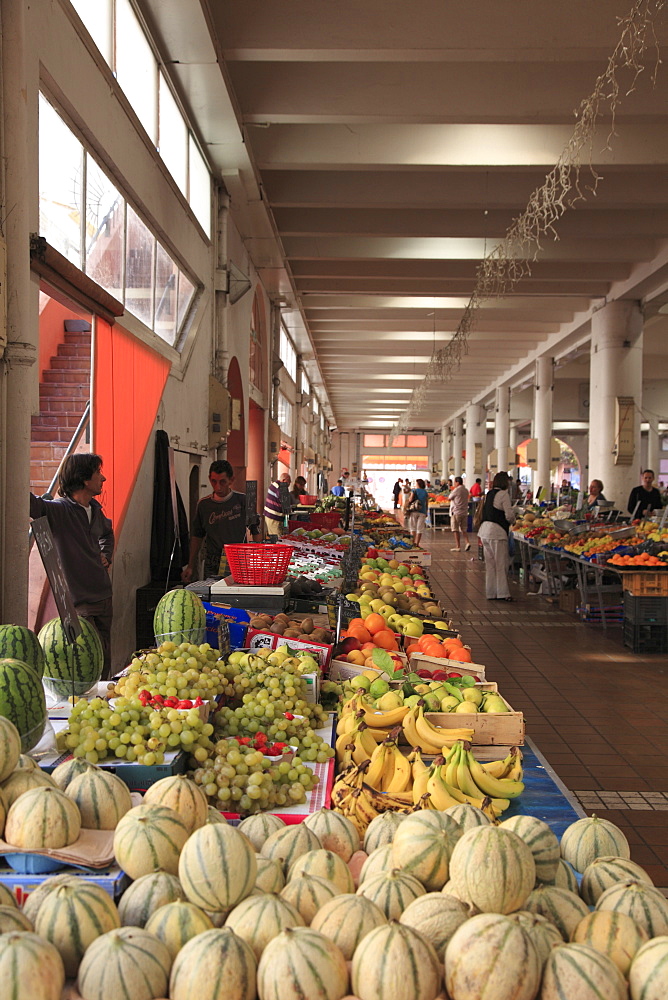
[417,520,668,888]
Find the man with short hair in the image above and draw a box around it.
[449,475,470,552]
[628,469,662,517]
[183,460,260,581]
[263,471,291,537]
[392,478,403,509]
[331,479,345,497]
[470,478,483,498]
[30,453,114,677]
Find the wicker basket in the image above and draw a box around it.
[224,543,294,586]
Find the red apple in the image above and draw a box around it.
[416,668,433,678]
[340,636,362,653]
[447,671,462,678]
[431,670,448,680]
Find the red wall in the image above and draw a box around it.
[38,296,90,379]
[247,400,265,502]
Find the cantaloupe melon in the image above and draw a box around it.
[0,931,65,1000]
[224,892,304,960]
[353,921,442,1000]
[179,823,257,912]
[280,874,341,924]
[445,913,541,1000]
[541,942,627,1000]
[258,927,349,1000]
[311,894,387,961]
[77,926,172,1000]
[169,927,257,1000]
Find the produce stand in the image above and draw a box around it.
[428,503,451,529]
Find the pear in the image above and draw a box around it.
[440,695,460,712]
[455,701,478,714]
[462,688,483,706]
[481,694,509,714]
[376,691,404,711]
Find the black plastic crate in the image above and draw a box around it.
[623,593,668,625]
[623,619,668,654]
[135,582,172,650]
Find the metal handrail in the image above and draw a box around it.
[29,400,91,549]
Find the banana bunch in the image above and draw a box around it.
[335,717,378,768]
[365,728,412,794]
[402,702,474,753]
[421,742,524,816]
[330,758,412,834]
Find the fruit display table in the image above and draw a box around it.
[428,504,451,529]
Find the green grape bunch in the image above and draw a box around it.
[114,641,228,702]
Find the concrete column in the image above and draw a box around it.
[440,425,449,481]
[534,356,554,498]
[494,386,510,460]
[1,0,37,624]
[465,403,485,486]
[453,417,464,478]
[588,300,643,509]
[646,420,661,479]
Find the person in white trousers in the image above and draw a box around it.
[477,471,517,601]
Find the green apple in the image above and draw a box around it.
[369,678,390,699]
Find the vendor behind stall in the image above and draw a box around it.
[182,460,260,582]
[290,476,308,506]
[628,469,662,517]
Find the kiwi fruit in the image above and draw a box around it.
[299,618,314,635]
[310,629,326,642]
[249,617,268,629]
[271,623,286,635]
[283,629,301,639]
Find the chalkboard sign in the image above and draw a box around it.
[327,592,363,638]
[245,480,258,526]
[341,534,367,594]
[31,517,81,644]
[278,481,292,515]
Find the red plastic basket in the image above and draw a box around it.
[309,511,341,529]
[224,544,294,586]
[299,494,318,505]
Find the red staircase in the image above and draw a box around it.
[30,326,91,494]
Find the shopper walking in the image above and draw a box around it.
[30,453,114,677]
[628,469,662,518]
[263,471,291,536]
[478,471,517,601]
[407,478,429,547]
[392,478,403,509]
[401,480,413,514]
[448,476,470,552]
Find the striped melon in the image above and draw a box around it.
[508,910,564,968]
[445,913,541,1000]
[399,892,469,953]
[0,625,45,678]
[170,927,257,1000]
[500,814,560,884]
[50,756,94,791]
[0,883,17,908]
[118,871,185,927]
[238,812,285,851]
[66,766,132,829]
[77,926,172,1000]
[0,715,21,781]
[255,856,286,894]
[22,873,83,924]
[523,884,590,940]
[225,892,304,960]
[288,849,355,894]
[153,588,206,643]
[207,806,228,824]
[595,880,668,938]
[629,936,668,1000]
[0,784,6,836]
[0,658,48,751]
[143,774,208,834]
[363,811,405,854]
[391,812,461,891]
[311,894,387,960]
[145,899,214,959]
[35,881,121,977]
[448,826,536,915]
[4,785,81,849]
[541,857,579,894]
[356,869,425,920]
[1,765,56,808]
[258,927,349,1000]
[572,909,649,976]
[0,931,65,1000]
[444,801,491,832]
[303,808,360,861]
[15,753,38,771]
[260,823,322,876]
[280,874,341,923]
[113,804,190,879]
[39,617,104,698]
[179,823,257,911]
[542,942,627,1000]
[359,844,394,883]
[561,815,630,873]
[0,904,33,933]
[353,921,441,1000]
[581,856,654,906]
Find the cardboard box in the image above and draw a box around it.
[0,864,129,905]
[558,588,582,613]
[376,548,432,567]
[245,629,333,667]
[202,602,250,650]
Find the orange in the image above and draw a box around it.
[347,618,367,631]
[405,642,421,659]
[364,613,387,635]
[422,642,446,659]
[444,636,464,649]
[417,634,438,653]
[373,630,399,651]
[448,646,473,663]
[348,625,372,644]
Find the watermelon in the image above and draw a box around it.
[0,625,45,678]
[0,659,48,751]
[153,588,206,643]
[38,617,104,698]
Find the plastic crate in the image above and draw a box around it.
[623,619,668,654]
[309,511,341,529]
[224,544,293,586]
[620,571,668,597]
[623,593,668,625]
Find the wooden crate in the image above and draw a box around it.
[423,682,524,747]
[409,652,486,681]
[621,572,668,597]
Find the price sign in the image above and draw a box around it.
[31,517,81,644]
[245,480,258,526]
[341,534,366,594]
[278,481,292,515]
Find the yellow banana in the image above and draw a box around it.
[455,743,489,800]
[426,764,465,810]
[409,747,428,781]
[335,729,357,764]
[402,706,447,753]
[505,748,524,782]
[416,792,436,810]
[366,740,393,790]
[351,785,380,828]
[412,765,431,804]
[465,747,524,800]
[357,722,380,757]
[481,756,512,779]
[363,783,414,813]
[361,703,410,729]
[415,706,474,753]
[444,743,463,786]
[385,742,412,794]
